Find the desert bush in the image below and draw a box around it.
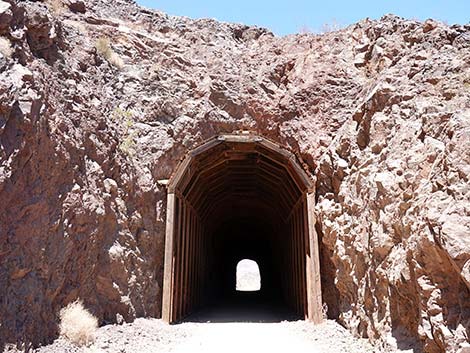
[59,300,98,346]
[320,19,343,33]
[112,107,133,120]
[95,37,111,57]
[95,37,124,69]
[298,25,312,34]
[112,108,136,156]
[119,133,136,156]
[0,37,12,58]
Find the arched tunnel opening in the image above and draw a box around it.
[162,134,322,323]
[236,259,261,292]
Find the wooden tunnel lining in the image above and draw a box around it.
[162,134,322,323]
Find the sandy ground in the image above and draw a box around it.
[4,293,413,353]
[1,318,398,353]
[169,320,377,353]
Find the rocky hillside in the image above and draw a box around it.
[0,0,469,351]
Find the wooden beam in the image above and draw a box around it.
[174,200,186,321]
[162,193,176,323]
[305,192,322,323]
[190,136,222,156]
[190,212,197,311]
[183,204,191,318]
[168,156,193,193]
[195,217,201,309]
[294,207,300,313]
[300,200,308,317]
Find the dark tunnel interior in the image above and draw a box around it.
[201,217,292,322]
[162,135,320,324]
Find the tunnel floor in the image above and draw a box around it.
[183,291,302,323]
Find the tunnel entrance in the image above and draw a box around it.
[162,134,322,324]
[236,259,261,292]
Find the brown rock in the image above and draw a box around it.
[0,1,469,352]
[10,268,31,280]
[423,19,438,33]
[64,0,86,13]
[0,1,12,32]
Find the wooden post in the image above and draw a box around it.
[162,193,176,323]
[300,200,307,316]
[305,192,322,323]
[296,206,302,314]
[195,218,200,308]
[293,208,299,313]
[183,205,191,317]
[175,200,186,321]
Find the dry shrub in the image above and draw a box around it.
[59,300,98,346]
[107,51,124,69]
[298,25,312,34]
[320,19,343,33]
[0,37,12,58]
[95,37,111,56]
[95,37,124,69]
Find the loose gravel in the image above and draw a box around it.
[5,318,409,353]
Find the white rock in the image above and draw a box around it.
[0,0,11,14]
[104,178,118,195]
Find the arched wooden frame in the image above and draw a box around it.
[161,134,322,323]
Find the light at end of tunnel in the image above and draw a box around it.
[236,259,261,292]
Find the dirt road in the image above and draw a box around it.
[22,318,383,353]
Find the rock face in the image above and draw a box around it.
[0,0,468,351]
[314,22,470,352]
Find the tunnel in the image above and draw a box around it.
[162,133,322,323]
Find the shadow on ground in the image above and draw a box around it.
[183,291,301,323]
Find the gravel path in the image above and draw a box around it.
[9,318,390,353]
[170,320,377,353]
